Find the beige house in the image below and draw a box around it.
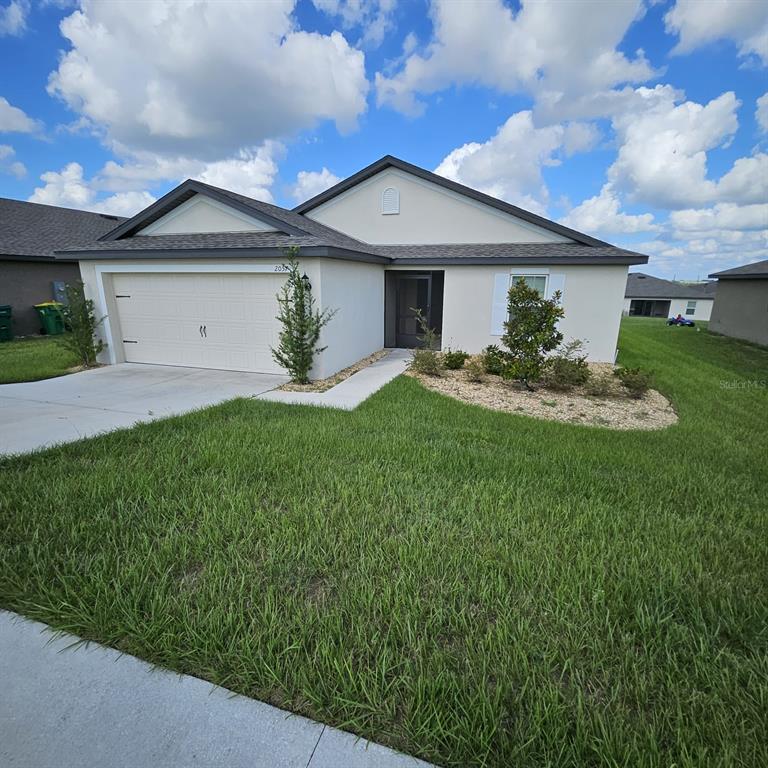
[708,260,768,346]
[57,156,648,378]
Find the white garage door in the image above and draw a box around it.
[112,272,285,373]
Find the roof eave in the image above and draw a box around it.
[54,245,390,264]
[390,254,648,266]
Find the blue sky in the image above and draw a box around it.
[1,0,766,279]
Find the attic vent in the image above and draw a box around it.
[381,187,399,215]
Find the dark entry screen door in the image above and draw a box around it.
[396,274,432,347]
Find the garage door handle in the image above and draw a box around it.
[203,325,207,338]
[199,325,203,338]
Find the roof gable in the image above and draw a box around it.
[293,155,610,247]
[137,195,279,235]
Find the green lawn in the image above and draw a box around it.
[0,335,79,384]
[1,318,766,767]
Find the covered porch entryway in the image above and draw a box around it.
[384,271,444,348]
[629,299,671,317]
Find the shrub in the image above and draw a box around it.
[501,279,564,390]
[58,281,105,367]
[615,366,653,399]
[271,247,337,384]
[443,349,469,369]
[409,309,442,376]
[481,345,507,375]
[464,357,485,382]
[542,340,591,391]
[584,374,613,397]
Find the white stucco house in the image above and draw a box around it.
[57,156,648,379]
[624,272,714,321]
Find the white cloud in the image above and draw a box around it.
[607,88,740,208]
[0,144,26,178]
[48,1,369,159]
[312,0,397,47]
[0,0,29,36]
[28,162,94,208]
[28,161,155,215]
[0,96,41,133]
[756,92,768,133]
[375,0,653,120]
[29,140,283,214]
[290,167,342,203]
[669,203,768,234]
[560,184,658,234]
[434,111,569,214]
[665,0,768,65]
[716,153,768,204]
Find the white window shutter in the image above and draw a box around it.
[547,273,566,302]
[490,273,510,335]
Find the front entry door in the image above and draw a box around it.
[396,274,432,348]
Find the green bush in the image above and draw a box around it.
[271,247,336,384]
[542,340,591,391]
[584,374,613,397]
[501,279,564,390]
[481,345,507,375]
[58,281,105,367]
[615,366,653,399]
[464,357,485,382]
[443,349,469,369]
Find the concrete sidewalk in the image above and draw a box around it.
[259,349,411,410]
[0,610,434,768]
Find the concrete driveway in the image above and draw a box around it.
[0,364,287,456]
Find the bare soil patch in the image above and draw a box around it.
[279,349,389,393]
[407,361,678,430]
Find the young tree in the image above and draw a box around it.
[59,281,105,367]
[271,247,336,383]
[501,278,564,390]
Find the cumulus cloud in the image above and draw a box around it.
[434,111,575,214]
[665,0,768,65]
[560,184,658,235]
[375,0,653,120]
[607,87,741,209]
[47,0,369,159]
[290,167,342,203]
[0,0,29,36]
[669,203,768,234]
[0,144,26,178]
[0,96,41,133]
[29,140,283,215]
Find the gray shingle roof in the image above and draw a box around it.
[709,259,768,279]
[0,198,125,261]
[376,242,647,265]
[625,272,711,299]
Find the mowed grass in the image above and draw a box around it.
[0,335,79,383]
[1,318,767,767]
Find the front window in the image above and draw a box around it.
[511,274,547,296]
[686,300,697,316]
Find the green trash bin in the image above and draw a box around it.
[0,305,12,342]
[34,302,65,336]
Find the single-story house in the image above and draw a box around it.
[624,272,713,321]
[55,155,648,378]
[0,198,124,336]
[708,260,768,347]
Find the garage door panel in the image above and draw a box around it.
[112,272,284,373]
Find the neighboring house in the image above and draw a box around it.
[624,272,713,321]
[56,155,647,378]
[708,260,768,347]
[0,199,124,336]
